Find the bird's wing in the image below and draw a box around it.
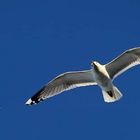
[26,70,96,105]
[105,47,140,79]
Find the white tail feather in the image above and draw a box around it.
[102,86,123,103]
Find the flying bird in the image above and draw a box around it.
[26,47,140,106]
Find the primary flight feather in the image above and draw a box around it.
[26,47,140,106]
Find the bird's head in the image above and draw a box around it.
[91,61,101,71]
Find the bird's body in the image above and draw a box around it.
[26,47,140,106]
[91,62,122,102]
[91,62,112,89]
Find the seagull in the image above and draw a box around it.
[26,47,140,106]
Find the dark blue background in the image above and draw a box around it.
[0,0,140,139]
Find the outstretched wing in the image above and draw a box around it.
[26,70,96,105]
[105,47,140,79]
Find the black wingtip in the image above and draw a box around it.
[25,97,45,106]
[25,86,46,106]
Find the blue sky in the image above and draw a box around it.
[0,0,140,139]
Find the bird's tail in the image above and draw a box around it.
[102,86,122,103]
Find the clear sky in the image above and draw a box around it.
[0,0,140,140]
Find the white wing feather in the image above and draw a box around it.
[26,70,96,105]
[105,47,140,79]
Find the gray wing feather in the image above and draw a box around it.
[26,70,96,105]
[105,47,140,79]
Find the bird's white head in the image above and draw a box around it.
[91,61,101,71]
